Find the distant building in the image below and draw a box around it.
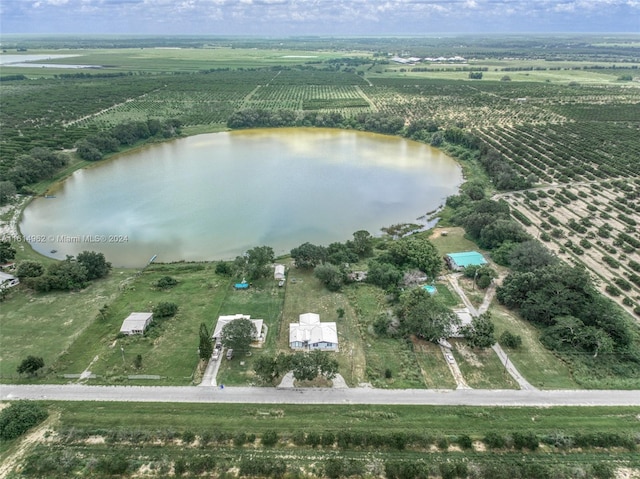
[289,313,338,351]
[119,312,153,335]
[0,271,19,289]
[445,251,487,271]
[212,314,265,344]
[274,264,285,280]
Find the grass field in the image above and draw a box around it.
[50,401,640,436]
[279,264,367,386]
[0,271,128,381]
[46,263,232,385]
[3,401,638,478]
[491,303,579,389]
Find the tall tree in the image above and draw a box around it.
[291,242,327,269]
[389,236,442,278]
[245,245,275,280]
[198,323,213,360]
[461,312,496,348]
[77,251,112,280]
[508,240,557,272]
[291,350,338,382]
[314,263,345,292]
[396,288,459,342]
[253,353,291,383]
[0,181,17,205]
[221,318,257,352]
[16,356,44,376]
[350,230,374,258]
[0,241,16,264]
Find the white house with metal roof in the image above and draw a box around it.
[119,312,153,335]
[211,314,265,344]
[289,313,338,351]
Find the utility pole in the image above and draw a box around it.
[120,346,125,364]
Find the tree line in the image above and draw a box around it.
[12,251,111,292]
[227,108,405,135]
[0,118,181,204]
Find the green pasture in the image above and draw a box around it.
[0,271,127,381]
[49,263,230,385]
[429,227,480,256]
[376,58,640,85]
[278,265,367,386]
[491,304,578,389]
[0,47,372,76]
[47,400,640,438]
[214,278,286,386]
[450,339,518,389]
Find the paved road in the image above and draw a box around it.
[2,384,639,406]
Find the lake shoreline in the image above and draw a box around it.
[11,127,465,266]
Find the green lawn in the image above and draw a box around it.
[491,304,579,389]
[451,339,518,389]
[279,265,366,386]
[214,278,285,386]
[429,227,481,256]
[0,271,127,381]
[52,401,640,436]
[50,263,231,385]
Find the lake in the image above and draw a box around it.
[0,54,103,69]
[20,128,462,267]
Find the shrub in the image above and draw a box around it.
[591,463,615,479]
[155,276,178,289]
[512,431,539,450]
[16,356,45,376]
[153,301,178,318]
[456,434,473,449]
[233,432,247,447]
[306,431,321,448]
[261,430,278,447]
[0,401,48,440]
[436,436,450,450]
[181,430,196,444]
[321,431,335,447]
[97,454,129,475]
[500,331,522,349]
[483,432,506,449]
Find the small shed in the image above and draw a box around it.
[120,312,153,335]
[445,251,487,271]
[274,264,285,280]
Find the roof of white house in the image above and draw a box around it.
[298,312,320,325]
[120,312,153,333]
[212,314,263,341]
[290,313,338,345]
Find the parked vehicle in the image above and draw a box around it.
[226,349,234,360]
[212,349,220,361]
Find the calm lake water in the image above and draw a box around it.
[21,128,462,267]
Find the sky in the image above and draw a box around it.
[1,0,639,36]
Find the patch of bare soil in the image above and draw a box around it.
[616,467,640,479]
[0,411,60,479]
[455,343,483,368]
